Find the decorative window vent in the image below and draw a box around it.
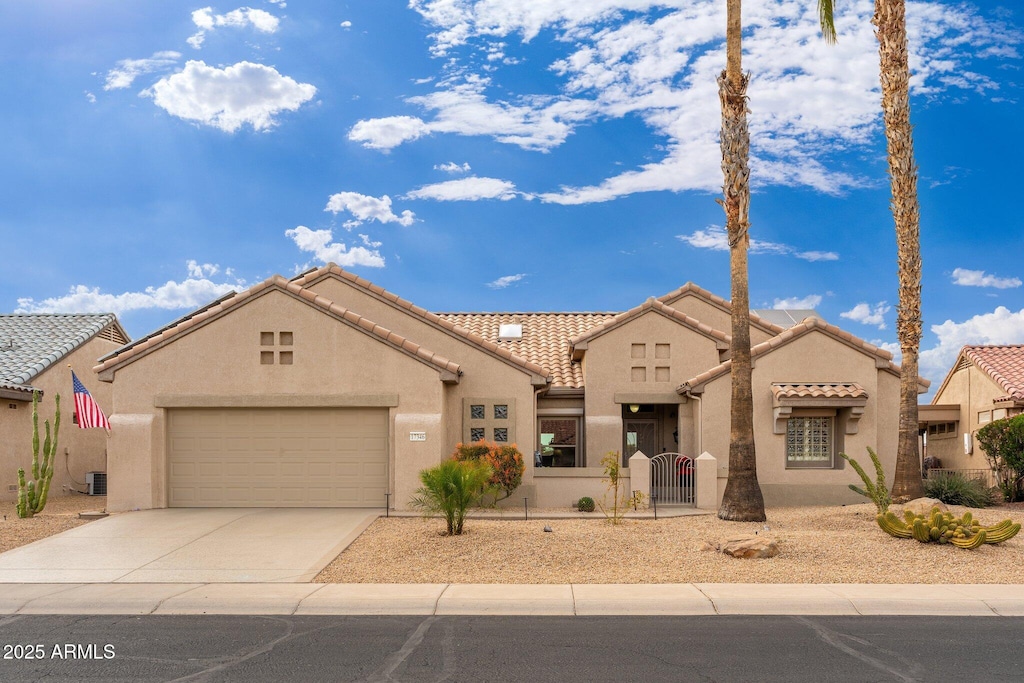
[956,356,973,372]
[498,323,523,340]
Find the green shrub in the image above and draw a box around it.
[923,472,999,508]
[452,440,524,503]
[976,415,1024,502]
[409,459,492,535]
[840,447,891,513]
[576,496,595,513]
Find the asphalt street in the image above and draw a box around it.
[2,615,1022,682]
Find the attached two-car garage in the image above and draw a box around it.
[166,407,388,507]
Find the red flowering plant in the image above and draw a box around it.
[452,440,525,504]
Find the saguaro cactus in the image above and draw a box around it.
[16,391,60,519]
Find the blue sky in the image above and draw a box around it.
[1,1,1022,396]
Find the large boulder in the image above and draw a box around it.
[718,535,780,559]
[901,497,948,516]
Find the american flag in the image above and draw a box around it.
[71,371,111,430]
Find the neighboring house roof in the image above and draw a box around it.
[292,264,550,385]
[568,298,731,359]
[94,277,463,383]
[0,313,129,398]
[436,311,617,389]
[657,282,786,336]
[679,317,929,394]
[934,345,1024,404]
[752,309,823,328]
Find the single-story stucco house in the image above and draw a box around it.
[93,264,927,512]
[920,345,1024,477]
[1,314,129,501]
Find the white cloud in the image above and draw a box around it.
[325,192,415,227]
[104,51,181,90]
[286,226,385,268]
[348,116,431,150]
[340,20,352,29]
[14,262,243,315]
[840,301,891,329]
[434,161,471,173]
[85,91,96,103]
[145,61,316,133]
[676,226,837,260]
[920,307,1024,392]
[951,267,1022,289]
[773,295,823,310]
[487,274,527,289]
[189,7,280,49]
[405,176,521,201]
[375,0,1022,203]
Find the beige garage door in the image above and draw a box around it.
[167,408,388,507]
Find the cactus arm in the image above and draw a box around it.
[31,391,40,481]
[868,448,892,511]
[951,530,987,549]
[16,468,29,518]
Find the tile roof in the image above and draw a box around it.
[961,345,1024,401]
[436,312,617,389]
[292,264,550,383]
[0,314,126,395]
[680,317,929,393]
[657,282,786,335]
[95,277,463,382]
[772,383,868,401]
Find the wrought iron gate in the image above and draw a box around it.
[650,452,695,505]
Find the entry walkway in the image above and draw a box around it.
[2,583,1023,616]
[0,508,378,584]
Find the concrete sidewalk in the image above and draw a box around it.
[3,583,1023,616]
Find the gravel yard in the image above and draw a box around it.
[0,494,105,554]
[315,503,1024,584]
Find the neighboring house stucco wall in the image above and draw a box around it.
[1,336,118,502]
[929,364,1010,471]
[103,289,447,512]
[697,331,900,506]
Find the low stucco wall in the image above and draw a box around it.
[532,468,630,509]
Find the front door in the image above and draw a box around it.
[623,419,657,467]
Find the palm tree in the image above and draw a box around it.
[717,1,836,522]
[874,0,924,501]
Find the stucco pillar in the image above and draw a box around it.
[393,413,443,511]
[106,414,154,512]
[695,451,717,511]
[628,450,650,507]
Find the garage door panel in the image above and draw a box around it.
[168,408,388,507]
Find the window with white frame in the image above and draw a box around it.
[786,416,834,468]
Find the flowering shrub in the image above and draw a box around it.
[452,440,525,503]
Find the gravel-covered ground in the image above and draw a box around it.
[0,494,105,554]
[315,503,1024,584]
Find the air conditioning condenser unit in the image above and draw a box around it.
[85,471,107,496]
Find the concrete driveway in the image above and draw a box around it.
[0,508,378,583]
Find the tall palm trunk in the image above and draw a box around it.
[874,0,924,500]
[718,0,765,522]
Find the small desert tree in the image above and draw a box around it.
[409,459,492,535]
[452,441,525,504]
[976,415,1024,502]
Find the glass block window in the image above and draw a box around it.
[470,405,485,419]
[494,404,508,419]
[464,399,515,445]
[786,417,833,467]
[494,427,508,442]
[471,427,486,442]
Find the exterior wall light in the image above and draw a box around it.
[629,404,640,413]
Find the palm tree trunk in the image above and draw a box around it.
[718,0,765,522]
[874,0,924,500]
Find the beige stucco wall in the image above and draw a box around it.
[929,365,1007,471]
[307,274,539,482]
[697,331,901,506]
[581,311,722,464]
[1,335,120,502]
[103,289,448,512]
[661,293,774,346]
[533,468,630,509]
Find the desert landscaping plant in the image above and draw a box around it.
[923,472,998,508]
[840,447,891,513]
[17,391,61,519]
[877,506,1020,549]
[975,415,1024,502]
[576,496,595,513]
[598,451,629,525]
[452,440,524,504]
[409,459,492,536]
